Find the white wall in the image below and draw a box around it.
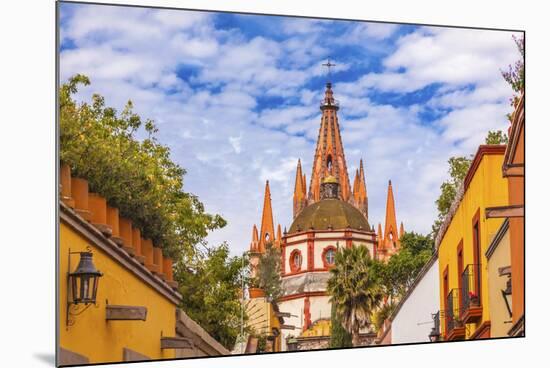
[279,298,304,351]
[278,295,332,351]
[391,258,439,344]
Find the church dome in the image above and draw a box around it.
[288,199,370,233]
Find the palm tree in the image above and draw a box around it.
[327,245,383,346]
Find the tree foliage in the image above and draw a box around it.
[255,243,283,302]
[329,302,352,348]
[432,156,471,236]
[61,75,245,349]
[327,245,383,346]
[486,130,509,145]
[501,35,525,94]
[174,243,247,349]
[373,232,434,301]
[501,35,525,121]
[372,302,395,332]
[60,74,226,259]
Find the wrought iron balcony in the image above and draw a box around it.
[460,264,482,324]
[445,288,465,340]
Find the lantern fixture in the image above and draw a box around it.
[498,266,513,319]
[69,251,103,305]
[66,249,103,329]
[429,311,441,342]
[501,277,513,318]
[429,327,441,342]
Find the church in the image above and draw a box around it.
[248,79,405,351]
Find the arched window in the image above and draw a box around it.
[322,246,337,268]
[289,249,302,273]
[327,155,333,174]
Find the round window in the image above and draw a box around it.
[290,250,302,272]
[325,249,335,265]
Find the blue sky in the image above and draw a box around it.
[59,3,521,255]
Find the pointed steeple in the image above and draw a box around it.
[384,180,399,249]
[308,82,352,203]
[377,223,383,249]
[293,160,307,218]
[250,224,259,252]
[358,160,367,199]
[259,180,275,253]
[399,222,405,239]
[302,174,307,197]
[353,159,368,219]
[275,224,283,248]
[353,169,360,201]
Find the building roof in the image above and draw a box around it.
[288,198,370,233]
[60,201,183,305]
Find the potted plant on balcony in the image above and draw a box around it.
[248,277,265,298]
[468,291,480,307]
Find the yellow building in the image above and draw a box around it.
[58,165,228,365]
[244,289,284,353]
[435,145,509,341]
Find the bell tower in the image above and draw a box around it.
[308,81,352,204]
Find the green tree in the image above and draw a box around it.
[486,130,509,144]
[432,156,471,236]
[373,232,434,301]
[327,245,383,346]
[329,302,352,348]
[372,303,395,332]
[255,243,282,302]
[60,74,226,260]
[175,243,247,349]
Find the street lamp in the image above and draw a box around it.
[501,278,513,318]
[68,251,103,305]
[429,311,441,342]
[429,327,440,342]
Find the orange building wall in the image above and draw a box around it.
[508,123,525,324]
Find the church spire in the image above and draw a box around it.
[250,224,259,252]
[275,224,283,248]
[377,223,383,249]
[353,169,360,201]
[293,159,307,218]
[355,159,368,218]
[384,180,399,249]
[259,180,275,253]
[308,82,352,203]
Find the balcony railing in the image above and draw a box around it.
[445,288,465,340]
[460,264,482,323]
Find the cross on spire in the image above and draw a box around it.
[322,58,336,80]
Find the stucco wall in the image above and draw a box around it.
[392,259,439,344]
[59,221,177,364]
[279,298,304,351]
[487,227,512,338]
[278,295,331,351]
[437,151,508,338]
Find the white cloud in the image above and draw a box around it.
[60,4,521,256]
